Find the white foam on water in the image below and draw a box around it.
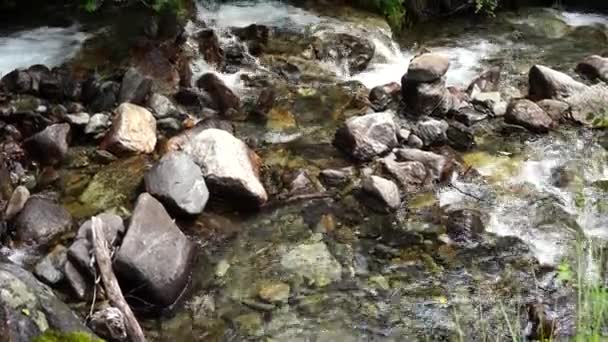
[561,11,608,27]
[0,25,88,77]
[197,0,321,28]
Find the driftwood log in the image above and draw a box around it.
[91,216,147,342]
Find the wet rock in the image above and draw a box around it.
[169,128,268,208]
[407,134,424,149]
[4,185,29,220]
[34,245,68,286]
[566,84,608,126]
[145,152,209,216]
[576,55,608,83]
[197,29,224,68]
[446,209,484,247]
[14,197,72,248]
[196,73,240,116]
[467,66,501,93]
[412,118,448,147]
[287,170,318,195]
[528,65,588,100]
[89,307,127,342]
[397,128,411,142]
[447,121,475,151]
[0,262,92,340]
[258,281,290,304]
[195,118,234,133]
[381,155,428,192]
[174,87,215,110]
[334,112,397,161]
[24,123,70,166]
[115,193,195,307]
[101,103,157,154]
[157,117,182,132]
[406,53,450,82]
[118,67,152,105]
[394,148,452,182]
[1,68,32,93]
[505,99,553,133]
[313,32,374,73]
[537,99,569,122]
[65,112,90,127]
[401,77,454,116]
[85,80,120,113]
[64,260,89,300]
[148,93,178,118]
[85,113,111,136]
[470,89,507,116]
[27,65,51,94]
[233,24,270,56]
[280,241,342,287]
[319,167,355,187]
[361,175,401,211]
[369,82,400,112]
[39,68,80,101]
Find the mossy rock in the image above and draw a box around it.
[33,330,103,342]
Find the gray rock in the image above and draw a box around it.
[406,53,450,82]
[313,32,375,73]
[89,307,127,342]
[148,93,177,118]
[529,65,588,100]
[361,175,401,211]
[401,77,454,116]
[537,99,570,122]
[0,262,93,341]
[23,123,70,166]
[576,55,608,83]
[412,118,449,147]
[447,121,475,151]
[470,88,506,116]
[1,68,32,93]
[65,112,90,127]
[168,128,268,207]
[407,134,424,149]
[119,67,152,105]
[34,245,68,285]
[288,170,317,195]
[145,152,209,216]
[157,117,182,133]
[319,168,355,187]
[334,112,397,161]
[394,148,452,182]
[505,99,554,133]
[381,155,428,193]
[369,82,400,112]
[14,197,72,248]
[467,66,501,93]
[64,260,89,300]
[101,103,157,154]
[196,73,240,116]
[566,84,608,126]
[85,113,111,135]
[280,242,342,287]
[4,185,29,220]
[446,209,484,247]
[115,193,195,307]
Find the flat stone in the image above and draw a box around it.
[280,242,342,287]
[333,112,397,161]
[361,175,401,211]
[406,53,450,83]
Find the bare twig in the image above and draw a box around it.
[92,216,147,342]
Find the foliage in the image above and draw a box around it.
[33,330,103,342]
[475,0,499,15]
[82,0,184,13]
[353,0,407,30]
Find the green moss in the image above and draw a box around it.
[33,330,103,342]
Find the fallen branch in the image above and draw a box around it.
[91,216,147,342]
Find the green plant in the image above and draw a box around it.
[82,0,184,13]
[33,330,103,342]
[353,0,407,30]
[586,110,608,129]
[475,0,498,16]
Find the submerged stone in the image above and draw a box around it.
[280,241,342,287]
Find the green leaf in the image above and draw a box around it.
[557,261,573,283]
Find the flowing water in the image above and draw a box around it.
[2,1,608,340]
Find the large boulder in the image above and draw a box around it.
[0,262,93,341]
[406,53,450,82]
[576,55,608,83]
[167,128,268,207]
[313,32,375,74]
[144,152,209,216]
[505,99,554,133]
[1,68,33,93]
[196,73,240,116]
[23,123,70,166]
[528,65,588,100]
[334,112,397,161]
[114,193,195,307]
[14,197,72,248]
[100,103,157,154]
